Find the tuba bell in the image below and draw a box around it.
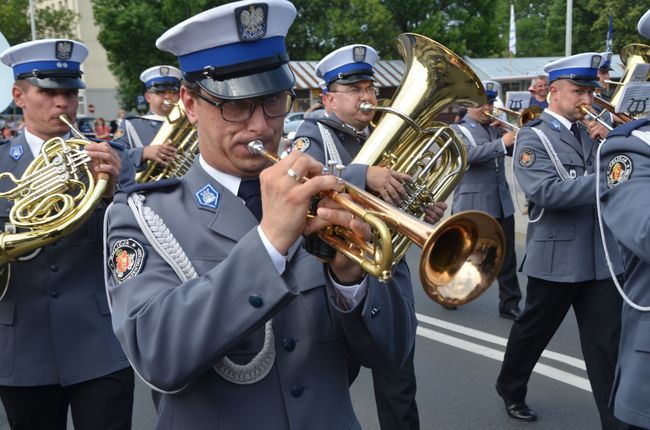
[135,100,199,183]
[0,115,108,295]
[351,33,506,306]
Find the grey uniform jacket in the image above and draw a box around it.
[451,118,515,219]
[598,119,650,428]
[115,115,163,170]
[0,134,130,386]
[104,160,417,430]
[513,111,623,283]
[294,113,369,188]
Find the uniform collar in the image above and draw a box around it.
[544,108,573,131]
[198,154,241,196]
[23,128,70,158]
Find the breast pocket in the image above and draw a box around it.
[531,224,575,274]
[557,151,585,178]
[292,253,344,343]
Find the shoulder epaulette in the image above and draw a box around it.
[119,178,181,196]
[522,118,543,128]
[606,118,650,138]
[0,139,9,146]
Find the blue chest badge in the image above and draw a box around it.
[195,184,220,209]
[9,145,23,161]
[550,120,561,130]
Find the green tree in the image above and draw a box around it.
[92,0,232,109]
[0,0,78,45]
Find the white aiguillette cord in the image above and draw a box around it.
[595,130,650,311]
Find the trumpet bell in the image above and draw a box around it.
[420,211,505,306]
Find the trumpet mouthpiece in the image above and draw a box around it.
[359,102,374,113]
[247,140,265,155]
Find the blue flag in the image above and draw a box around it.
[606,14,613,51]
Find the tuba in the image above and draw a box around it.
[135,100,199,183]
[258,34,504,306]
[0,115,108,294]
[350,33,505,306]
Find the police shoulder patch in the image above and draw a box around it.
[108,238,146,283]
[519,148,535,167]
[293,137,310,152]
[606,154,633,188]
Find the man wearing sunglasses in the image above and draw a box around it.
[103,1,416,428]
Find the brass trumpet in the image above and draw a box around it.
[483,106,542,131]
[248,141,505,307]
[0,115,108,293]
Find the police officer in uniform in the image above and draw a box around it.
[597,9,650,429]
[293,44,447,430]
[104,2,417,429]
[0,39,133,429]
[116,65,182,172]
[450,81,522,320]
[495,52,627,429]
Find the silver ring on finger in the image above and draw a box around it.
[287,168,300,182]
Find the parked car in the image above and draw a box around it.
[76,116,96,139]
[283,111,305,136]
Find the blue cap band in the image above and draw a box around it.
[13,60,81,79]
[549,67,597,82]
[323,62,373,86]
[146,76,180,88]
[178,36,286,75]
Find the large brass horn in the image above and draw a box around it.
[135,100,199,183]
[610,43,650,116]
[0,115,108,293]
[351,33,505,306]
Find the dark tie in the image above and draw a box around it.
[570,123,582,145]
[237,178,262,222]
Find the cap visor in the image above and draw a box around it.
[148,85,180,92]
[197,64,295,100]
[24,76,85,90]
[331,73,375,86]
[566,78,602,88]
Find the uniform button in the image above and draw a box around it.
[49,265,58,272]
[282,338,296,351]
[50,290,59,298]
[587,161,592,166]
[370,307,381,318]
[548,234,554,239]
[290,384,304,398]
[248,295,264,308]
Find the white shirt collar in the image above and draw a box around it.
[544,108,574,131]
[23,128,70,158]
[198,154,241,196]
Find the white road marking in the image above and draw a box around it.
[415,317,592,392]
[416,313,586,370]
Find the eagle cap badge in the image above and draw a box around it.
[55,41,73,60]
[235,4,268,41]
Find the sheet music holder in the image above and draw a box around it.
[614,81,650,116]
[505,91,531,112]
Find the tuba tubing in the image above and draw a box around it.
[135,100,198,183]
